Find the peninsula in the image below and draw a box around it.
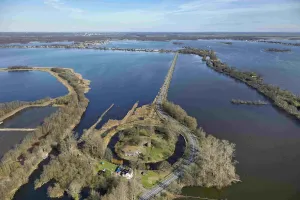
[0,66,90,200]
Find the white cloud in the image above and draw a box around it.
[168,0,239,14]
[44,0,83,13]
[167,0,299,16]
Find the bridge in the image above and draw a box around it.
[140,52,199,200]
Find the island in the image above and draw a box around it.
[265,48,291,52]
[220,42,233,45]
[231,99,268,105]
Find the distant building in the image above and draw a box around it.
[115,166,133,179]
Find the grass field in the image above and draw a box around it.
[139,170,169,189]
[96,160,117,173]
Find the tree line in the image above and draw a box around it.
[180,128,240,189]
[0,68,89,200]
[179,47,300,121]
[162,101,198,131]
[0,98,51,119]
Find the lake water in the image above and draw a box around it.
[0,41,74,46]
[178,39,300,94]
[0,106,58,128]
[0,131,31,157]
[0,40,299,200]
[0,48,173,199]
[0,71,68,102]
[0,49,173,133]
[0,106,58,157]
[169,54,300,200]
[104,40,180,50]
[97,39,300,94]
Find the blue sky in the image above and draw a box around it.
[0,0,299,32]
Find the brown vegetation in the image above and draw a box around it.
[0,67,89,200]
[162,101,197,131]
[0,98,51,121]
[35,135,109,199]
[180,129,239,189]
[231,99,268,105]
[265,48,291,52]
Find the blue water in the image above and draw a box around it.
[0,49,173,200]
[0,39,299,200]
[0,71,68,103]
[0,131,31,157]
[94,39,300,94]
[104,40,181,50]
[169,54,300,200]
[179,39,300,94]
[0,48,173,133]
[1,41,74,46]
[0,107,58,129]
[0,107,58,157]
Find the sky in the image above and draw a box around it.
[0,0,300,32]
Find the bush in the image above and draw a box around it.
[162,101,197,130]
[181,132,239,189]
[158,161,171,171]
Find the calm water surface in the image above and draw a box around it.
[0,41,299,199]
[0,48,173,199]
[0,107,58,158]
[0,71,67,102]
[0,131,31,157]
[169,55,300,200]
[104,40,180,50]
[1,41,74,46]
[0,106,58,128]
[179,39,300,94]
[91,39,300,94]
[0,49,173,133]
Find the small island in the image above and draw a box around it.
[231,99,268,105]
[173,41,184,45]
[265,48,291,52]
[220,42,233,45]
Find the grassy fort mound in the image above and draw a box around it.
[115,126,176,163]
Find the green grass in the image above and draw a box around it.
[141,171,160,188]
[96,160,117,173]
[147,146,167,161]
[140,170,169,189]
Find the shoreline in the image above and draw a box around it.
[0,67,90,123]
[0,101,53,123]
[0,67,90,200]
[179,47,300,122]
[0,37,299,48]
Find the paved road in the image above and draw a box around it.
[140,53,199,200]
